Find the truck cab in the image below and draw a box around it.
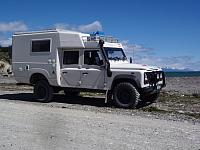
[12,29,165,108]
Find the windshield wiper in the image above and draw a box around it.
[113,57,120,61]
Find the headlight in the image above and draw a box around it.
[144,73,149,84]
[157,74,159,79]
[160,73,162,79]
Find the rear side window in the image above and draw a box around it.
[63,51,79,65]
[32,40,50,52]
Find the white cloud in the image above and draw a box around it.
[134,55,200,71]
[0,21,28,46]
[0,21,28,32]
[54,23,70,30]
[122,40,153,53]
[78,21,103,32]
[0,38,12,47]
[122,40,154,61]
[122,40,153,58]
[55,21,103,33]
[122,40,200,71]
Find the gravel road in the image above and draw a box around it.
[0,90,200,150]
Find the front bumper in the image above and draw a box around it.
[140,85,163,96]
[141,71,166,96]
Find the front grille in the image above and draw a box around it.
[145,71,165,85]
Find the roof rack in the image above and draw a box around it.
[83,35,119,43]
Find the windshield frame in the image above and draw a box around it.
[104,47,127,61]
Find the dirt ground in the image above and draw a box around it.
[0,90,199,150]
[0,76,200,149]
[164,77,200,95]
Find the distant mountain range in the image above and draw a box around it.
[162,68,195,72]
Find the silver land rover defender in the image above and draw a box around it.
[12,29,165,108]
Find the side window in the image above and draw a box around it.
[32,39,50,52]
[84,50,103,66]
[63,51,79,65]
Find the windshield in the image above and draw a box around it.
[104,48,127,61]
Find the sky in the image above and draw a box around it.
[0,0,200,70]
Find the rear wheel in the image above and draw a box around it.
[34,80,53,102]
[113,82,139,108]
[53,87,61,93]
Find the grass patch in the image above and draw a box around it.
[80,92,105,97]
[0,84,33,91]
[141,106,168,113]
[158,93,200,105]
[0,47,12,63]
[192,93,200,98]
[183,112,200,119]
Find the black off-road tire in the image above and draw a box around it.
[113,82,139,108]
[53,87,61,93]
[34,80,53,102]
[64,90,80,97]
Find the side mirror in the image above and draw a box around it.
[130,57,133,63]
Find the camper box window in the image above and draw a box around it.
[31,39,50,52]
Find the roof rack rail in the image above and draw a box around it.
[83,35,119,43]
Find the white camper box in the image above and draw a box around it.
[12,29,89,86]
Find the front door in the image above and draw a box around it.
[80,50,105,89]
[61,50,81,87]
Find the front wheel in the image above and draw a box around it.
[34,80,53,102]
[113,82,139,108]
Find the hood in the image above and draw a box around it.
[110,61,161,71]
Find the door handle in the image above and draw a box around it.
[82,72,88,75]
